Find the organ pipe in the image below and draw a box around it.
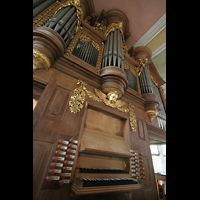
[44,6,78,47]
[102,29,124,69]
[139,66,153,94]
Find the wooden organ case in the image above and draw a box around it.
[33,1,166,200]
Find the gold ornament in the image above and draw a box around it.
[146,110,157,123]
[33,49,51,73]
[69,80,137,132]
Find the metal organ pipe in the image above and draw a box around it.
[117,29,121,68]
[44,6,78,48]
[108,32,113,66]
[139,66,153,94]
[113,30,117,66]
[102,29,124,69]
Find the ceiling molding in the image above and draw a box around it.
[151,42,166,59]
[134,13,166,47]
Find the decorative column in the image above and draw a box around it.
[134,47,159,123]
[33,26,66,73]
[100,22,128,102]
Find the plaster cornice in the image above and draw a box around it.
[134,13,166,47]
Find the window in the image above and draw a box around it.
[150,144,166,175]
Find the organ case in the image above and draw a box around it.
[33,1,165,199]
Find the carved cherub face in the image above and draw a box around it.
[107,91,118,104]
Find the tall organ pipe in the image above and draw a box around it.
[102,29,124,69]
[113,30,117,66]
[44,6,77,47]
[139,66,153,94]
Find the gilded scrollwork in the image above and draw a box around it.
[105,22,124,38]
[95,42,104,74]
[69,80,87,113]
[137,58,148,76]
[53,0,83,32]
[65,27,82,56]
[128,104,137,132]
[69,80,137,132]
[80,34,100,51]
[33,0,84,31]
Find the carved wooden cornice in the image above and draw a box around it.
[80,0,95,19]
[148,61,166,86]
[94,9,130,41]
[105,9,130,40]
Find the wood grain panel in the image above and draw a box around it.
[85,108,125,136]
[33,141,53,200]
[80,127,130,156]
[44,86,70,120]
[137,118,145,140]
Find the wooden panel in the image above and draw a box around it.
[137,118,145,140]
[44,86,70,120]
[80,128,130,156]
[33,141,53,200]
[140,156,151,190]
[85,108,125,136]
[76,153,126,170]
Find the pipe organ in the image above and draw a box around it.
[33,1,166,200]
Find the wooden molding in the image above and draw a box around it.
[148,61,166,86]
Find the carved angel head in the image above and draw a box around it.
[107,91,118,104]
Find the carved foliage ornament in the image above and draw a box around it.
[69,80,137,132]
[105,22,124,38]
[80,34,100,51]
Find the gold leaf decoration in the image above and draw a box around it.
[69,80,137,132]
[69,80,87,113]
[129,104,137,132]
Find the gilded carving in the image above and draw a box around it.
[80,34,100,51]
[136,58,148,76]
[33,0,84,31]
[146,110,157,123]
[65,27,82,56]
[123,42,128,53]
[53,0,83,32]
[69,80,87,113]
[124,63,136,76]
[93,88,126,109]
[69,80,137,132]
[33,49,51,73]
[94,22,104,34]
[129,104,137,132]
[96,42,104,74]
[159,86,166,108]
[105,22,124,38]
